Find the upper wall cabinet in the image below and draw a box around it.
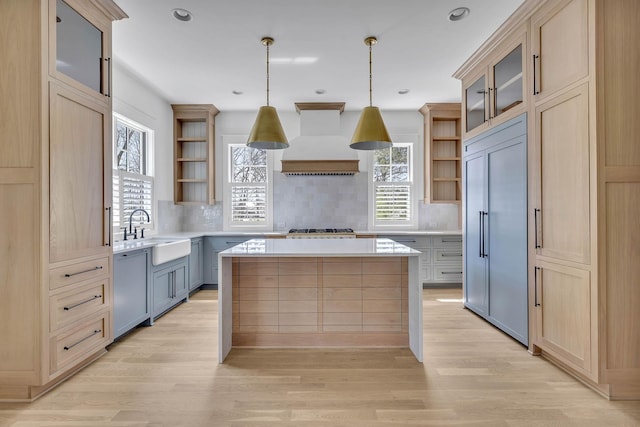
[531,0,589,102]
[50,0,114,102]
[460,27,527,138]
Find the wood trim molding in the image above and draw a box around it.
[452,0,544,79]
[281,159,360,175]
[294,102,345,113]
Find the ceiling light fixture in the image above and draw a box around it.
[448,7,470,21]
[247,37,289,150]
[172,8,192,22]
[351,36,392,150]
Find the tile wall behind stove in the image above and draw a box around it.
[272,173,369,231]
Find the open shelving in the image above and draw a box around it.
[172,104,219,205]
[420,103,462,205]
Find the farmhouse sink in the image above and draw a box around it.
[151,239,191,266]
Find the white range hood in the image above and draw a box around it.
[281,103,359,175]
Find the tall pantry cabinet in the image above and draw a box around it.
[0,0,126,400]
[455,0,640,399]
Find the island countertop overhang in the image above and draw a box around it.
[219,238,422,257]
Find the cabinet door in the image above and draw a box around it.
[536,84,590,264]
[174,263,188,299]
[464,74,487,133]
[114,250,149,337]
[50,0,112,100]
[49,82,111,263]
[531,0,589,100]
[463,152,487,314]
[152,267,173,315]
[536,261,593,377]
[492,44,523,118]
[189,239,203,290]
[486,137,528,344]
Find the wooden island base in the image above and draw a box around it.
[231,256,409,348]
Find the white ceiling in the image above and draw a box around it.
[112,0,524,112]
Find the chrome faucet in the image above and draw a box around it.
[128,208,150,239]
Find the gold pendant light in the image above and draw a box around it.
[247,37,289,149]
[351,36,392,150]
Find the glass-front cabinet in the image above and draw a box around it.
[462,30,526,137]
[51,0,112,100]
[493,45,523,116]
[465,75,487,132]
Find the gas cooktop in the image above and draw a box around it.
[288,228,354,234]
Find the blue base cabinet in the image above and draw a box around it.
[203,236,252,284]
[114,249,151,339]
[151,256,188,320]
[463,114,528,345]
[189,237,204,291]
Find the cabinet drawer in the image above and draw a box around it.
[434,248,463,264]
[50,257,110,290]
[386,235,430,249]
[50,281,109,332]
[433,266,463,282]
[211,237,250,251]
[431,236,463,248]
[49,312,110,375]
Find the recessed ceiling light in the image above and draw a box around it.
[232,90,243,95]
[172,8,192,22]
[398,89,410,95]
[448,7,470,21]
[315,89,326,95]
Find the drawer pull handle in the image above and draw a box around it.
[63,295,102,311]
[64,266,103,278]
[441,253,462,257]
[63,329,102,351]
[442,238,462,243]
[396,240,416,243]
[442,271,463,275]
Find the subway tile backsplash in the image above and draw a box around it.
[157,172,459,232]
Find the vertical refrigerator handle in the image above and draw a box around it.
[479,211,483,258]
[481,212,488,258]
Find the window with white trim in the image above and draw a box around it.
[113,114,154,238]
[223,138,273,230]
[371,142,416,228]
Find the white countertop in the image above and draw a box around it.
[112,230,462,254]
[219,238,421,257]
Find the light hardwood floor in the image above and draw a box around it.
[1,288,638,426]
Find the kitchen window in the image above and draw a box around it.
[370,142,417,228]
[112,114,154,237]
[223,136,273,230]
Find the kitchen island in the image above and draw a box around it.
[218,238,422,362]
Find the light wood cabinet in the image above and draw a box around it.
[172,104,219,205]
[0,0,126,401]
[419,103,462,205]
[459,27,527,138]
[530,0,589,102]
[49,82,112,263]
[455,0,640,400]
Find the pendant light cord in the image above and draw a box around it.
[266,41,270,106]
[368,41,373,107]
